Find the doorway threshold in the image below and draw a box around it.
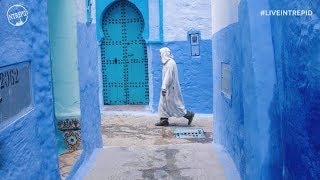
[103,105,150,112]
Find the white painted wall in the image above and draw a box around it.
[148,0,160,41]
[77,0,97,24]
[163,0,212,41]
[211,0,240,34]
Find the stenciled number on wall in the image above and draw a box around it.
[0,69,19,89]
[0,62,32,126]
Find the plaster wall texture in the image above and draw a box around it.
[0,0,60,179]
[212,0,320,179]
[96,1,212,41]
[163,0,212,41]
[269,0,320,178]
[212,22,246,177]
[67,0,103,179]
[48,0,81,119]
[77,0,97,24]
[212,0,276,178]
[148,0,161,41]
[211,0,240,34]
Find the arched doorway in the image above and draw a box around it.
[101,0,149,105]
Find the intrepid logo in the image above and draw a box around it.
[7,5,28,27]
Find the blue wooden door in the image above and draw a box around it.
[101,0,149,105]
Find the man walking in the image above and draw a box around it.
[155,47,195,126]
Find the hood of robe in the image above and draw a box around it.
[160,47,174,65]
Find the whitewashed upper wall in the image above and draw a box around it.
[163,0,212,41]
[149,0,160,41]
[211,0,240,34]
[77,0,97,24]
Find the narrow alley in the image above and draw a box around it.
[0,0,319,180]
[70,107,239,179]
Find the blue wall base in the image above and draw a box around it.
[149,40,213,114]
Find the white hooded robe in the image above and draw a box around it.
[158,47,187,118]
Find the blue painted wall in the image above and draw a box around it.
[213,21,246,177]
[150,40,213,114]
[67,0,103,179]
[0,0,60,179]
[213,0,277,179]
[269,0,320,178]
[212,1,261,176]
[213,0,320,179]
[76,22,103,154]
[213,0,283,179]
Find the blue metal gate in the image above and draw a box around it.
[101,0,149,105]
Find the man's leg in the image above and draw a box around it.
[184,111,195,125]
[155,117,169,126]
